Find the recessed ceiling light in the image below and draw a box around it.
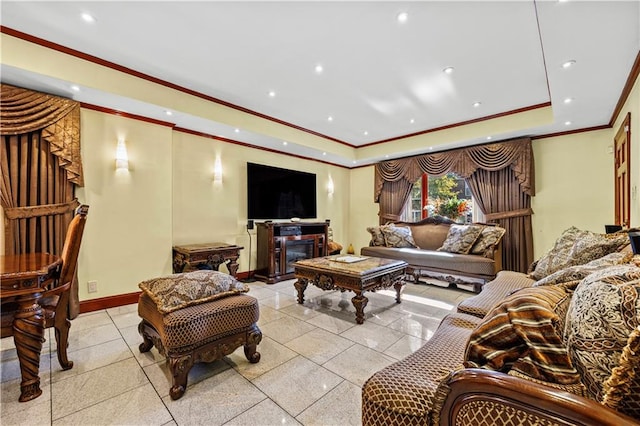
[443,67,454,74]
[473,101,482,108]
[565,121,572,126]
[322,152,326,156]
[563,97,573,104]
[562,60,576,69]
[428,147,433,151]
[410,118,415,124]
[70,85,80,92]
[385,155,389,158]
[234,128,240,133]
[165,110,173,116]
[363,131,369,136]
[315,64,323,74]
[352,160,357,164]
[327,116,333,122]
[487,136,492,140]
[282,141,288,146]
[81,12,96,23]
[397,12,409,23]
[268,91,276,97]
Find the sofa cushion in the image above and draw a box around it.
[360,246,496,278]
[533,252,633,287]
[530,227,630,280]
[464,285,582,388]
[380,224,417,248]
[438,224,484,254]
[409,223,452,251]
[457,270,535,318]
[470,225,506,255]
[362,313,481,425]
[564,264,640,414]
[138,270,248,314]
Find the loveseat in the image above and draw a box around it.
[361,217,504,293]
[362,227,639,426]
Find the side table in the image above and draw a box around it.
[172,243,243,277]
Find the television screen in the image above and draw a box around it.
[247,162,317,220]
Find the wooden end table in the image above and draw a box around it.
[172,243,243,277]
[293,255,407,324]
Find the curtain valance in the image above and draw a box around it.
[1,84,83,186]
[374,137,534,201]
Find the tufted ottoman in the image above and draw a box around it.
[138,291,262,400]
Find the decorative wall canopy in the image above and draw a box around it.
[0,83,83,186]
[374,137,534,202]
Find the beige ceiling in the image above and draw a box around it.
[1,1,639,167]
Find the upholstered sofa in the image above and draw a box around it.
[361,217,504,293]
[362,227,639,426]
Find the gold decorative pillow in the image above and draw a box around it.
[470,225,506,255]
[437,224,484,254]
[564,265,640,415]
[530,227,630,280]
[380,224,417,248]
[138,270,249,314]
[366,225,387,246]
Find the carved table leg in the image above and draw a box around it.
[13,294,45,402]
[227,258,239,278]
[351,293,369,324]
[294,278,308,304]
[394,280,405,304]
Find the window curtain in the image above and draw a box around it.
[467,168,534,272]
[0,84,83,318]
[374,137,534,272]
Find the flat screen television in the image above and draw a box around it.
[247,162,317,220]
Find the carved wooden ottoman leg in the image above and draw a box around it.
[244,324,263,363]
[169,354,194,400]
[138,321,154,353]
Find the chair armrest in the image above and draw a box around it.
[440,369,638,426]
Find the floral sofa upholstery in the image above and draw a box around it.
[361,217,505,293]
[362,227,639,426]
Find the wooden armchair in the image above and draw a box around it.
[1,204,89,369]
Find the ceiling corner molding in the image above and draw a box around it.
[531,124,611,140]
[609,50,640,127]
[360,102,552,148]
[173,127,350,170]
[80,102,176,128]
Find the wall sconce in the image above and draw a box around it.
[327,176,335,195]
[213,156,223,184]
[115,138,129,171]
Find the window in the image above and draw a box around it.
[401,173,474,223]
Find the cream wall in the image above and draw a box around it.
[531,129,614,257]
[75,110,174,301]
[172,131,350,275]
[611,71,640,228]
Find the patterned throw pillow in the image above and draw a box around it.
[139,270,248,314]
[530,227,631,280]
[366,225,387,246]
[564,265,640,419]
[380,224,417,248]
[533,252,633,287]
[464,285,582,388]
[437,224,484,254]
[470,225,506,255]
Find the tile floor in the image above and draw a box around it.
[0,278,471,426]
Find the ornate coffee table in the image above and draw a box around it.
[293,255,407,324]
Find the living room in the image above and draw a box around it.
[1,1,639,425]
